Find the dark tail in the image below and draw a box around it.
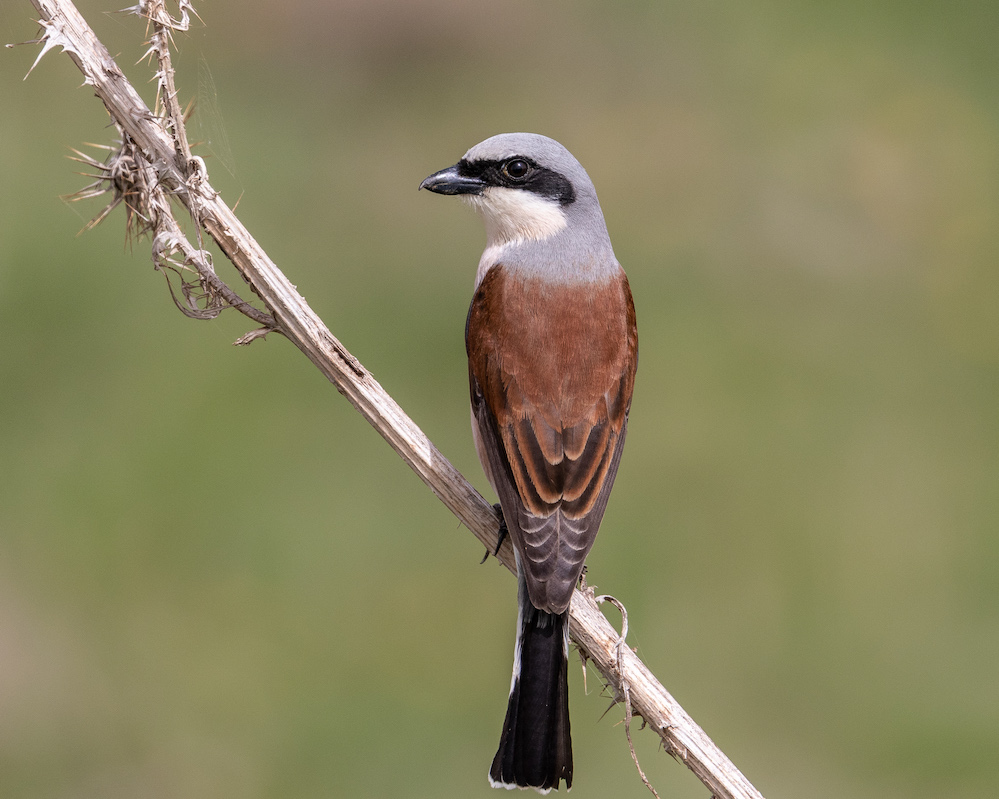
[489,577,572,792]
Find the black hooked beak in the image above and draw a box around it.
[419,164,485,195]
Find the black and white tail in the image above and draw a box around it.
[489,575,572,793]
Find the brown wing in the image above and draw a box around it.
[466,263,638,613]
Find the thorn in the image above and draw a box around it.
[577,647,590,695]
[6,36,43,51]
[25,20,72,80]
[597,698,620,723]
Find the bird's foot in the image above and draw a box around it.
[480,503,508,563]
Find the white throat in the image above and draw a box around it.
[464,187,568,288]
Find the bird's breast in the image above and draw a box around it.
[467,263,636,428]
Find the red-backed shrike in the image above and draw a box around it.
[421,133,637,792]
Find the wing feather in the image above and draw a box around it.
[466,264,637,613]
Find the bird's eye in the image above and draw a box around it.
[503,159,530,180]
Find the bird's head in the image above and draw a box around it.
[420,133,606,250]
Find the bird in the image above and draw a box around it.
[420,133,637,792]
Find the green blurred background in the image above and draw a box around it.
[3,1,999,797]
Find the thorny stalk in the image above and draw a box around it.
[66,127,275,331]
[133,0,198,166]
[60,1,277,337]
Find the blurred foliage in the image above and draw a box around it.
[2,1,999,797]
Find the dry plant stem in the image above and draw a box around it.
[141,0,193,165]
[24,3,765,798]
